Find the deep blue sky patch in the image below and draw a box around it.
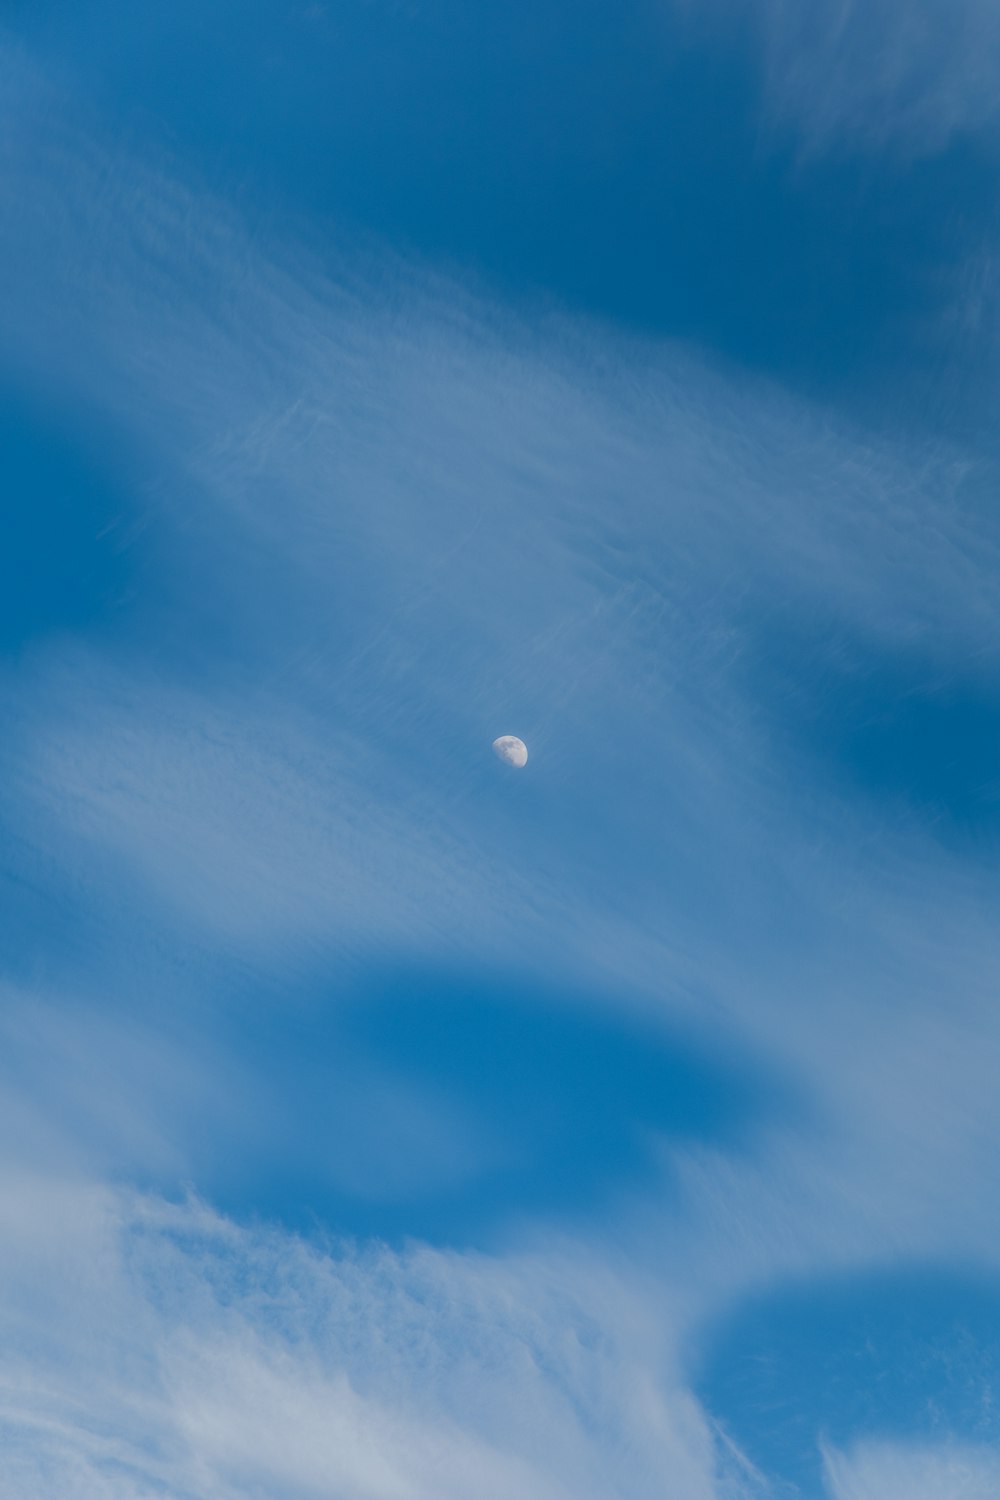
[3,4,1000,1493]
[697,1265,1000,1497]
[13,0,1000,416]
[190,968,787,1247]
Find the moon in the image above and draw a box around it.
[492,735,528,768]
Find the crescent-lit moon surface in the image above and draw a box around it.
[492,735,528,768]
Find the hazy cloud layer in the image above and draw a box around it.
[2,34,1000,1499]
[0,1181,721,1500]
[823,1440,1000,1500]
[684,0,1000,154]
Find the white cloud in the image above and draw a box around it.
[4,653,528,956]
[2,35,1000,1262]
[3,75,1000,985]
[823,1438,1000,1500]
[2,37,1000,1499]
[680,0,1000,154]
[0,1180,725,1500]
[0,985,207,1180]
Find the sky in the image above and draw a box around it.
[2,3,1000,1497]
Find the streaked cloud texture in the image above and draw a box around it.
[2,6,1000,1496]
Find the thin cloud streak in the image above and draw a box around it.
[3,39,1000,1261]
[681,0,1000,155]
[0,1181,722,1500]
[2,38,1000,1497]
[823,1439,1000,1500]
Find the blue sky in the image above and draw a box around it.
[3,4,1000,1497]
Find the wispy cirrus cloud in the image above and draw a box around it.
[682,0,1000,155]
[823,1440,1000,1500]
[0,1181,723,1500]
[3,34,1000,1500]
[4,27,1000,1245]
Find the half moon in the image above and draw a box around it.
[492,735,528,768]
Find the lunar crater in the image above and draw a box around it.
[492,735,528,768]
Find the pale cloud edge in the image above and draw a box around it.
[677,0,1000,154]
[1,38,999,1500]
[822,1438,1000,1500]
[0,1180,720,1500]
